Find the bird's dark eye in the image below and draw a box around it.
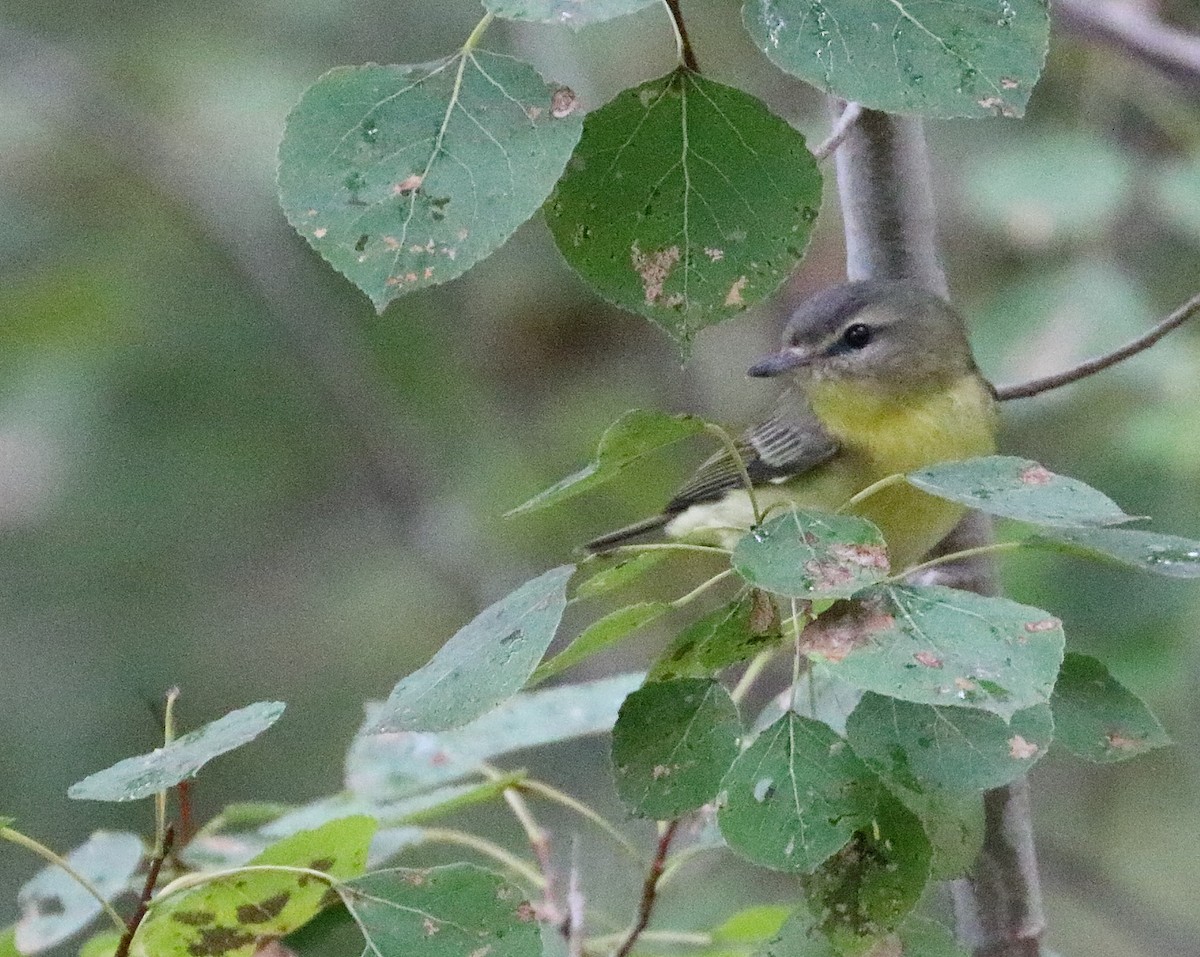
[843,323,872,349]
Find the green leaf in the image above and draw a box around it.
[483,0,658,29]
[546,69,822,350]
[732,511,889,599]
[16,832,143,954]
[807,585,1064,720]
[612,678,741,818]
[575,550,670,600]
[369,565,574,733]
[278,52,582,311]
[338,864,541,957]
[531,602,669,684]
[132,816,377,957]
[1028,526,1200,579]
[718,713,880,872]
[348,673,642,798]
[845,693,1053,793]
[508,410,705,514]
[649,594,780,682]
[743,0,1049,119]
[907,456,1132,527]
[801,792,931,947]
[78,931,121,957]
[69,701,285,801]
[752,907,838,957]
[1051,653,1170,763]
[899,790,984,880]
[895,917,970,957]
[710,906,793,945]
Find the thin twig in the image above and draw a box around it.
[812,101,863,162]
[614,821,680,957]
[114,826,175,957]
[995,292,1200,400]
[1056,0,1200,89]
[566,838,586,957]
[662,0,700,71]
[486,765,562,925]
[519,779,644,861]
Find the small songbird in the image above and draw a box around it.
[586,280,998,571]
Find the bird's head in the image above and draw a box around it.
[747,281,979,395]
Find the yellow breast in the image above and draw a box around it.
[666,374,996,572]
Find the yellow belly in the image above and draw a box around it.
[666,374,997,571]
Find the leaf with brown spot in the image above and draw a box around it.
[131,817,375,957]
[649,595,780,683]
[1051,653,1170,764]
[821,585,1064,720]
[732,510,889,600]
[546,68,822,352]
[339,864,540,957]
[908,456,1132,528]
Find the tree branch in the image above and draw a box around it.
[830,103,1045,957]
[614,820,680,957]
[114,826,175,957]
[995,292,1200,400]
[1056,0,1200,89]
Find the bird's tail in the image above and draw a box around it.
[583,514,670,553]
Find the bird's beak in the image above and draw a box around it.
[747,346,813,378]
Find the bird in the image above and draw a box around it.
[585,280,998,572]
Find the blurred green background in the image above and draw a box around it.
[2,1,1199,955]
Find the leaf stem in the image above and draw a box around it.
[612,542,730,557]
[731,648,775,704]
[588,928,712,950]
[419,827,547,890]
[894,540,1023,582]
[0,827,129,934]
[660,0,699,71]
[705,423,761,524]
[155,687,180,857]
[518,779,644,862]
[670,568,736,609]
[812,101,863,162]
[157,863,337,900]
[462,11,496,53]
[483,764,561,923]
[837,472,906,513]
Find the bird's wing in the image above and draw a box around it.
[664,390,839,514]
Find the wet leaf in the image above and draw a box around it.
[368,565,573,733]
[531,602,669,684]
[347,673,641,798]
[132,816,376,957]
[1028,526,1200,579]
[546,68,822,351]
[1051,654,1170,763]
[510,410,706,514]
[279,52,582,310]
[612,678,741,818]
[649,594,780,682]
[907,456,1132,527]
[718,712,880,872]
[806,586,1064,720]
[483,0,657,29]
[338,864,540,957]
[69,701,285,801]
[575,550,670,599]
[845,693,1053,793]
[743,0,1049,119]
[16,832,143,954]
[732,510,889,599]
[801,791,930,947]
